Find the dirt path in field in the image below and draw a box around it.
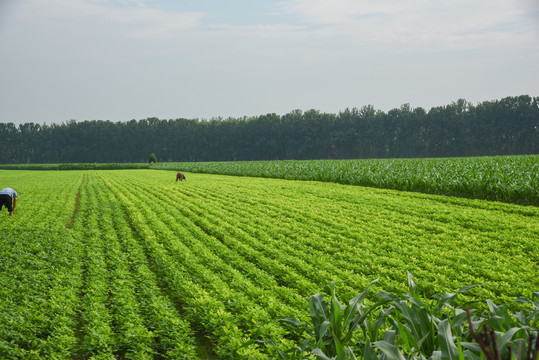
[66,175,84,229]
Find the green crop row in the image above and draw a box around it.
[3,155,537,205]
[0,169,537,359]
[0,171,84,358]
[156,155,539,206]
[77,174,198,358]
[103,170,538,346]
[0,171,198,359]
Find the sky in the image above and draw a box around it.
[0,0,538,125]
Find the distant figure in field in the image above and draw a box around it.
[0,187,18,216]
[176,172,186,182]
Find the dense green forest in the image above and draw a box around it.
[1,95,537,163]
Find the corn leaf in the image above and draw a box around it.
[438,319,458,360]
[373,340,406,360]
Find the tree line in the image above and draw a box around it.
[1,95,537,164]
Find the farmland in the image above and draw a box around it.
[2,155,538,205]
[0,169,538,359]
[157,155,539,206]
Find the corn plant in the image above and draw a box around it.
[376,272,480,360]
[247,280,386,359]
[157,155,539,205]
[250,274,538,360]
[462,293,539,360]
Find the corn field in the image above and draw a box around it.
[157,155,539,206]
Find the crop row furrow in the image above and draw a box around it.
[122,173,453,297]
[163,180,410,290]
[95,173,200,358]
[102,173,305,327]
[118,175,321,305]
[74,176,116,358]
[161,174,533,301]
[94,185,158,359]
[194,181,485,249]
[108,199,199,359]
[193,175,536,244]
[100,172,280,359]
[166,187,373,297]
[0,171,85,358]
[175,177,534,299]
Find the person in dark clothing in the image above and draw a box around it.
[176,172,186,182]
[0,187,17,216]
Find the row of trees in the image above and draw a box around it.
[1,95,537,164]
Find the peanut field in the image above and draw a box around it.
[0,169,537,359]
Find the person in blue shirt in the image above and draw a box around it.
[0,188,17,216]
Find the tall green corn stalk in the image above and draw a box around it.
[249,273,538,360]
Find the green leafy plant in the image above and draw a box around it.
[156,155,539,205]
[245,279,384,359]
[1,169,536,359]
[250,274,538,360]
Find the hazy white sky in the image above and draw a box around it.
[1,0,538,125]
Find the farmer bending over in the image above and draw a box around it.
[176,172,186,182]
[0,187,17,216]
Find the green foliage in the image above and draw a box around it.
[157,155,539,205]
[3,155,537,205]
[0,170,537,359]
[1,95,538,164]
[278,279,384,359]
[255,273,538,360]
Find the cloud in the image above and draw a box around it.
[0,0,537,125]
[7,0,536,51]
[278,0,401,25]
[8,0,206,40]
[277,0,538,50]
